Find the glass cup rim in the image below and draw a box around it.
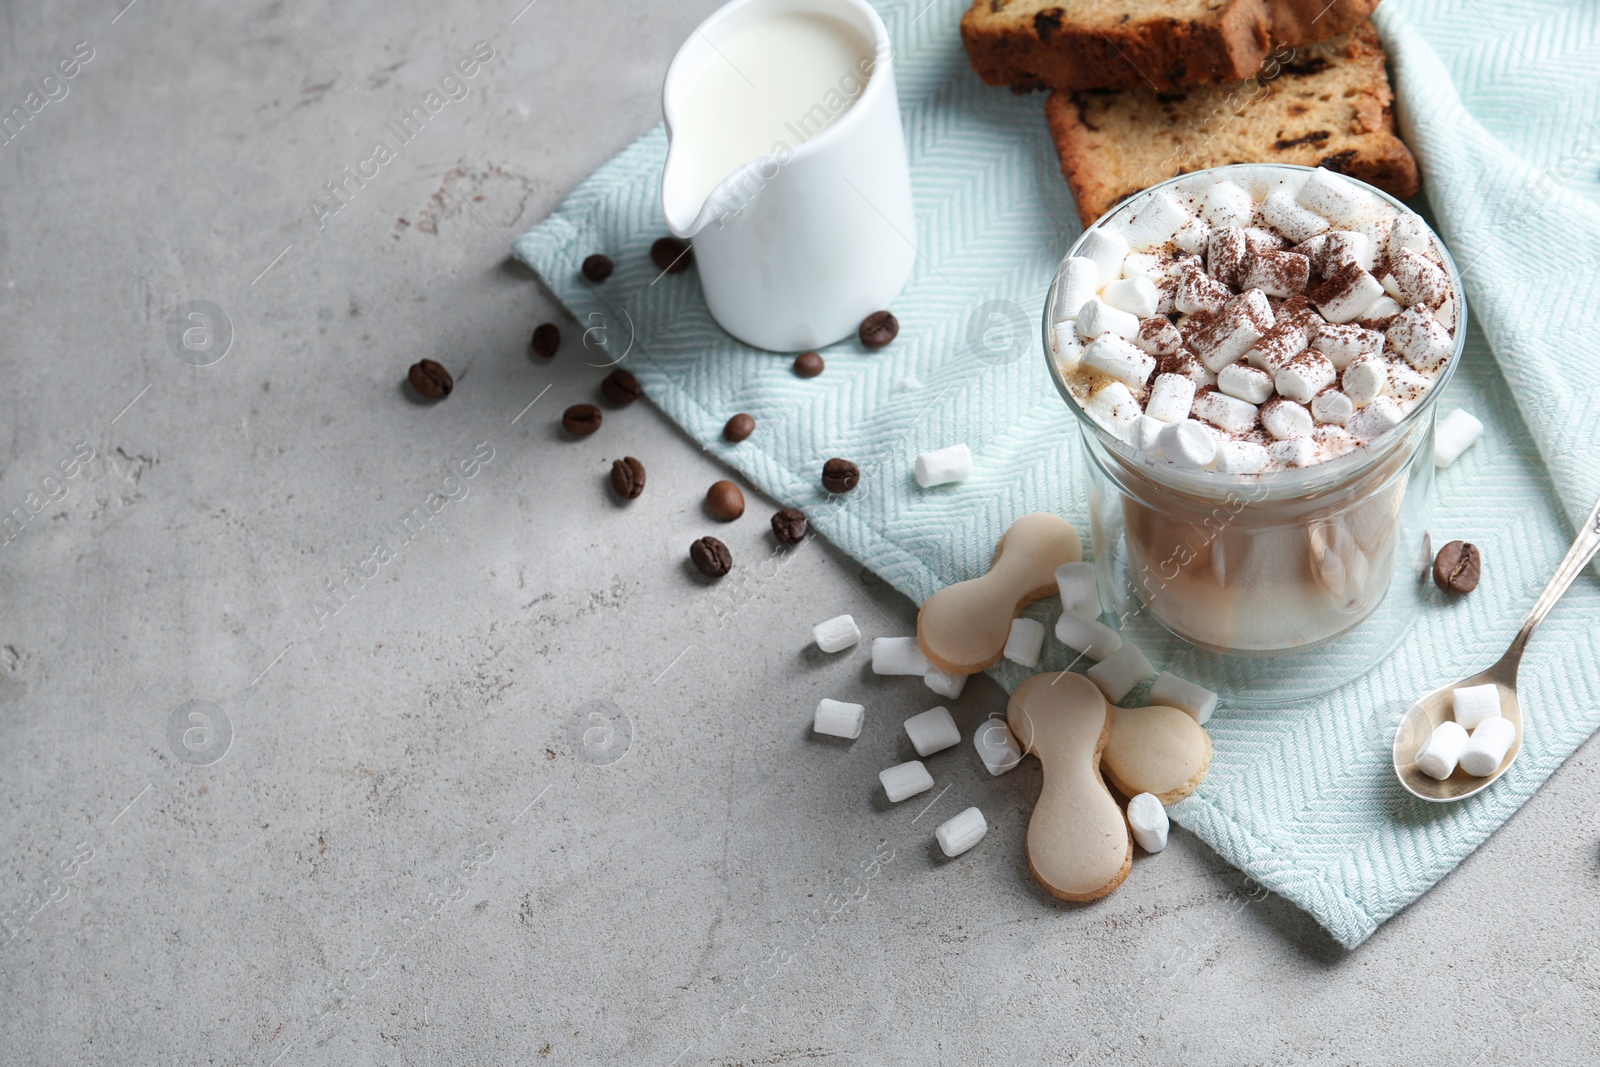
[1041,163,1468,501]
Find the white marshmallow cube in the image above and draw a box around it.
[1387,306,1454,372]
[1086,642,1155,703]
[1311,389,1355,426]
[812,614,862,653]
[1084,381,1143,439]
[1055,610,1121,660]
[1452,683,1502,730]
[1217,439,1272,474]
[1296,168,1369,225]
[1078,227,1130,285]
[1077,298,1142,343]
[1342,355,1388,407]
[904,705,961,757]
[1459,716,1517,777]
[935,806,989,858]
[1052,256,1099,321]
[813,698,866,740]
[1129,413,1165,455]
[872,636,931,676]
[1172,215,1212,254]
[1121,252,1166,283]
[1175,266,1231,315]
[1122,190,1192,250]
[1149,672,1218,725]
[1267,437,1317,468]
[1313,322,1382,369]
[1387,213,1433,260]
[973,718,1022,776]
[1144,373,1197,423]
[1218,363,1274,404]
[1313,423,1356,459]
[1126,793,1170,853]
[1435,409,1484,469]
[1261,188,1330,243]
[1347,395,1405,441]
[1415,719,1468,780]
[1082,334,1157,389]
[1134,317,1183,357]
[1261,398,1315,441]
[1002,617,1047,669]
[1191,390,1260,434]
[914,444,973,488]
[1360,295,1405,323]
[1051,321,1085,370]
[1200,180,1254,228]
[1314,266,1386,324]
[1322,229,1375,273]
[1157,419,1218,469]
[1390,248,1449,306]
[1103,276,1161,318]
[1056,561,1099,618]
[1273,352,1337,404]
[880,760,934,803]
[924,667,967,699]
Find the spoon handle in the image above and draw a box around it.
[1509,494,1600,658]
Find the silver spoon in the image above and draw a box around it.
[1394,494,1600,802]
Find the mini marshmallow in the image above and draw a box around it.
[1175,265,1232,315]
[1084,381,1143,439]
[1435,408,1485,469]
[1296,168,1369,225]
[1342,354,1388,407]
[812,614,862,653]
[1055,610,1121,661]
[1205,227,1249,288]
[1129,413,1165,454]
[1003,617,1047,669]
[1157,419,1218,469]
[1386,305,1454,372]
[1268,437,1317,467]
[924,667,967,699]
[1389,249,1449,307]
[1261,188,1330,243]
[1145,373,1197,423]
[936,806,988,858]
[1322,229,1375,274]
[1415,719,1468,780]
[1148,672,1217,725]
[880,760,934,802]
[1311,389,1355,426]
[1172,215,1212,254]
[1082,334,1157,389]
[1386,213,1433,260]
[1452,683,1502,730]
[1347,395,1405,441]
[813,698,866,739]
[1134,317,1183,357]
[1217,439,1272,474]
[1241,250,1310,298]
[1120,252,1166,283]
[1200,180,1254,228]
[904,705,961,757]
[1242,226,1288,253]
[1076,298,1141,342]
[1313,423,1356,459]
[1459,716,1517,777]
[872,636,931,676]
[1055,561,1099,618]
[1050,321,1085,370]
[1079,227,1130,285]
[1103,276,1160,318]
[914,444,973,488]
[1052,256,1099,321]
[974,717,1023,776]
[1086,642,1155,703]
[1260,398,1315,440]
[1436,293,1458,332]
[1359,295,1405,323]
[1191,289,1272,371]
[1313,321,1382,369]
[1122,190,1192,250]
[1126,793,1170,853]
[1385,360,1434,409]
[1311,262,1385,324]
[1272,351,1337,404]
[1292,233,1329,274]
[1191,389,1260,433]
[1246,315,1313,371]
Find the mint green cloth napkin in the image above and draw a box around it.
[513,0,1600,948]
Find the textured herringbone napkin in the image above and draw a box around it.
[513,0,1600,947]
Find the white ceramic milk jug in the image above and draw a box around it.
[660,0,915,352]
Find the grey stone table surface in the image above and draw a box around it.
[2,1,1597,1063]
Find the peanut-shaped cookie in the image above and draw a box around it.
[1103,704,1212,804]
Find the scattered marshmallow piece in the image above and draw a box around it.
[1347,395,1405,441]
[1217,439,1271,474]
[880,760,934,802]
[1272,352,1337,404]
[812,614,862,653]
[1415,719,1467,780]
[1126,793,1170,853]
[872,636,931,676]
[914,444,973,488]
[1055,611,1121,660]
[924,667,967,699]
[1051,321,1085,370]
[1122,190,1192,250]
[1311,389,1355,426]
[1052,256,1099,321]
[1148,672,1217,725]
[973,717,1022,776]
[1296,168,1368,225]
[1086,642,1155,703]
[1459,716,1517,777]
[1103,276,1160,319]
[1191,390,1260,434]
[1261,188,1330,243]
[1056,561,1099,619]
[1452,683,1502,731]
[1157,419,1217,469]
[904,705,961,757]
[935,806,989,858]
[1218,363,1274,404]
[1268,437,1317,468]
[1084,381,1143,439]
[898,376,924,391]
[1145,373,1197,423]
[1342,354,1388,407]
[1200,180,1254,228]
[1079,227,1130,285]
[1435,409,1485,469]
[813,698,865,740]
[1261,398,1315,441]
[1082,334,1157,389]
[1077,298,1142,343]
[1003,617,1046,669]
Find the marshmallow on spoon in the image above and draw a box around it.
[914,444,972,488]
[1452,683,1502,730]
[1414,719,1468,780]
[1459,716,1517,777]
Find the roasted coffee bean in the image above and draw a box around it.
[859,310,899,349]
[821,458,859,493]
[601,368,642,406]
[705,480,745,521]
[723,413,755,443]
[582,254,614,282]
[408,359,453,398]
[610,457,646,499]
[1433,540,1481,595]
[531,322,561,358]
[793,351,825,378]
[651,236,693,273]
[690,536,732,578]
[771,508,808,546]
[563,403,603,436]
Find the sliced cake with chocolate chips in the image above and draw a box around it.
[1045,21,1418,226]
[960,0,1380,93]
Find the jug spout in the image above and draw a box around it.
[661,144,709,238]
[662,149,770,239]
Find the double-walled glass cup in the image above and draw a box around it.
[1044,165,1467,704]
